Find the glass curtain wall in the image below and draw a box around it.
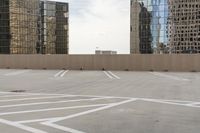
[41,1,57,54]
[131,0,168,54]
[131,0,200,54]
[41,1,69,54]
[9,0,40,54]
[0,0,10,54]
[55,3,69,54]
[0,0,68,54]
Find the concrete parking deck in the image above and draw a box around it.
[0,69,200,133]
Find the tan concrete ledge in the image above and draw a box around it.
[0,54,199,72]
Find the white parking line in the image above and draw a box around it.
[54,70,69,78]
[39,99,136,133]
[0,119,47,133]
[18,118,86,133]
[0,91,199,133]
[60,70,69,77]
[0,91,66,96]
[0,97,110,108]
[14,99,136,125]
[1,91,199,104]
[0,94,64,98]
[43,98,137,124]
[0,91,125,99]
[187,102,200,105]
[43,123,86,133]
[0,95,75,102]
[0,94,31,98]
[150,72,190,81]
[103,71,113,79]
[13,97,200,125]
[186,102,200,107]
[108,71,120,79]
[4,70,30,76]
[16,117,62,124]
[0,104,109,116]
[54,70,65,77]
[103,71,120,79]
[139,98,200,108]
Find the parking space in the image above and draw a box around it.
[0,69,200,133]
[0,91,134,133]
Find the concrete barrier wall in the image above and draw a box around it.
[0,54,199,72]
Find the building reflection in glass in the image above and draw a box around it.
[40,1,69,54]
[130,1,152,54]
[131,0,200,54]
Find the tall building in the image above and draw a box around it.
[130,0,200,54]
[0,0,69,54]
[168,0,200,54]
[130,0,152,54]
[0,0,10,54]
[40,0,69,54]
[0,0,40,54]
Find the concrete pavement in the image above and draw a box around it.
[0,69,199,133]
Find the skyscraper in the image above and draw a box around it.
[130,0,200,54]
[0,0,10,54]
[130,0,152,54]
[0,0,69,54]
[0,0,40,54]
[168,0,200,53]
[40,0,69,54]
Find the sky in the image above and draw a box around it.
[50,0,130,54]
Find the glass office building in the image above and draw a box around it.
[0,0,69,54]
[40,1,69,54]
[130,0,200,54]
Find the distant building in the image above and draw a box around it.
[130,0,152,54]
[0,0,40,54]
[0,0,69,54]
[95,50,117,55]
[130,0,200,54]
[40,0,69,54]
[168,0,200,54]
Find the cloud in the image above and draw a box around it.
[52,0,130,54]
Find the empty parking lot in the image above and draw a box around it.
[0,69,200,133]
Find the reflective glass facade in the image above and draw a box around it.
[40,1,69,54]
[131,0,200,54]
[0,0,68,54]
[10,0,40,54]
[0,0,11,54]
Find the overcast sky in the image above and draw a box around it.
[51,0,130,54]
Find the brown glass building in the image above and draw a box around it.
[0,0,69,54]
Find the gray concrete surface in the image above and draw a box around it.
[0,69,200,133]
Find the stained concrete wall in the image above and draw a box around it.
[0,54,199,72]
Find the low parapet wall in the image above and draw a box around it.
[0,54,199,72]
